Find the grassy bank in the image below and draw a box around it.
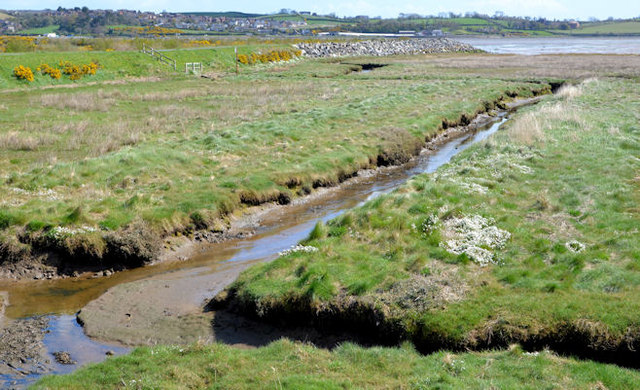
[33,340,640,389]
[0,55,547,273]
[0,44,296,88]
[216,77,640,362]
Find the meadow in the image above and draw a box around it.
[0,49,547,272]
[556,21,640,35]
[0,44,638,388]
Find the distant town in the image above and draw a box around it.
[1,7,639,37]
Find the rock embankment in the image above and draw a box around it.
[295,38,478,58]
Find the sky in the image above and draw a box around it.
[1,0,638,20]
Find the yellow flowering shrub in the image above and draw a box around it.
[237,54,249,65]
[238,49,302,66]
[59,60,100,80]
[188,40,217,47]
[13,65,34,82]
[49,68,62,79]
[38,63,62,79]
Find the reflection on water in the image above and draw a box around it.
[0,316,128,389]
[456,37,640,55]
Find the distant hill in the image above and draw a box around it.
[0,11,14,20]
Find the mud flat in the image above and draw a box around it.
[0,316,50,388]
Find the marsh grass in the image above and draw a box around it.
[33,340,640,389]
[224,77,640,359]
[0,58,548,267]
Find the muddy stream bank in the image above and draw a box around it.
[0,99,538,388]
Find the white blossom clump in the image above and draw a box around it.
[420,214,439,235]
[441,215,511,267]
[565,240,586,253]
[278,245,318,257]
[49,225,98,239]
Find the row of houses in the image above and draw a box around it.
[172,18,307,32]
[0,9,310,34]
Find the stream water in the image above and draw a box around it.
[1,109,518,388]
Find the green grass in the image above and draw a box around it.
[224,78,640,356]
[0,11,13,20]
[556,21,640,35]
[18,25,60,35]
[0,54,546,267]
[0,45,291,88]
[33,340,640,389]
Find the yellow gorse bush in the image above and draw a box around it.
[13,65,34,82]
[238,49,302,66]
[38,63,62,79]
[13,61,100,84]
[59,60,100,80]
[237,54,250,65]
[187,40,221,47]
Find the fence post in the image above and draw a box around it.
[235,47,239,75]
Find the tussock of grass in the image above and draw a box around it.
[37,92,114,111]
[0,132,53,151]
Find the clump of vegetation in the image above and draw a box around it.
[13,61,98,83]
[12,65,34,82]
[36,63,61,79]
[59,60,99,80]
[186,39,222,47]
[238,49,302,65]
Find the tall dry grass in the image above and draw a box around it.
[0,132,54,151]
[507,82,593,145]
[36,92,114,111]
